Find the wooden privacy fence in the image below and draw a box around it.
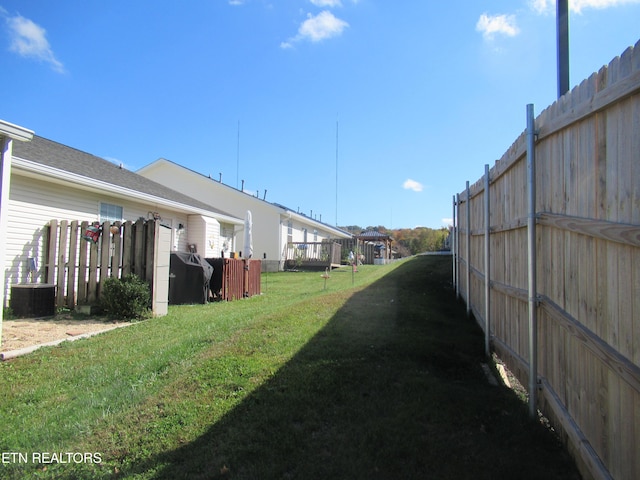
[45,219,158,308]
[452,41,640,480]
[207,258,261,301]
[334,238,376,264]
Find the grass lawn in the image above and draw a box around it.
[0,256,580,479]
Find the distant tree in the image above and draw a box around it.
[340,225,363,234]
[339,224,449,256]
[392,226,449,255]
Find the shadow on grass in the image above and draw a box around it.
[128,256,580,480]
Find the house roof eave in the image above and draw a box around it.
[0,120,34,142]
[12,157,243,224]
[278,207,352,239]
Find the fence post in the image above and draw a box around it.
[466,181,471,316]
[151,222,170,317]
[526,103,538,418]
[46,220,58,284]
[484,165,491,357]
[452,195,456,291]
[456,193,460,299]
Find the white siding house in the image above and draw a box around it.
[3,131,243,309]
[137,159,352,271]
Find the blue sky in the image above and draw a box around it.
[1,1,639,229]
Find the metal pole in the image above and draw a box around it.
[335,118,339,226]
[456,194,460,300]
[236,120,240,189]
[465,181,471,317]
[526,104,538,418]
[484,164,491,357]
[557,0,570,98]
[0,137,10,345]
[452,195,456,290]
[352,239,356,286]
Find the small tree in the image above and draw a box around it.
[100,274,151,321]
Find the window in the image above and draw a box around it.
[100,203,123,223]
[287,221,293,243]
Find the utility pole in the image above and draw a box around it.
[557,0,570,98]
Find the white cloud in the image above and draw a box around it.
[281,10,349,48]
[530,0,640,14]
[299,11,349,42]
[4,13,64,73]
[442,218,453,227]
[529,0,552,14]
[476,13,519,40]
[403,179,423,192]
[573,0,640,12]
[310,0,343,7]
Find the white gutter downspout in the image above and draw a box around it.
[0,120,34,347]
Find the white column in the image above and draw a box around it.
[0,121,34,346]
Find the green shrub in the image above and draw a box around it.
[100,274,151,320]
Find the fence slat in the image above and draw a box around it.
[87,237,98,304]
[56,220,68,308]
[99,221,111,293]
[77,221,89,304]
[67,221,79,308]
[122,221,132,277]
[133,219,145,278]
[112,222,123,279]
[145,220,155,283]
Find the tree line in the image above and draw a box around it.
[340,225,450,256]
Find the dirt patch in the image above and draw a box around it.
[1,314,126,353]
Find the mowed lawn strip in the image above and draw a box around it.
[0,256,581,479]
[0,262,396,478]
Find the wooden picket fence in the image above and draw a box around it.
[45,219,157,308]
[453,41,640,480]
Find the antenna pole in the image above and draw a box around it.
[236,120,240,189]
[335,116,339,226]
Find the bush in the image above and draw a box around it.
[100,274,151,320]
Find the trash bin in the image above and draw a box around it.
[168,252,214,304]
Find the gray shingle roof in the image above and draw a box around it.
[357,230,393,241]
[12,135,239,219]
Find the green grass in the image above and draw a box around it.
[0,257,580,479]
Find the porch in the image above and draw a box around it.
[284,241,342,270]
